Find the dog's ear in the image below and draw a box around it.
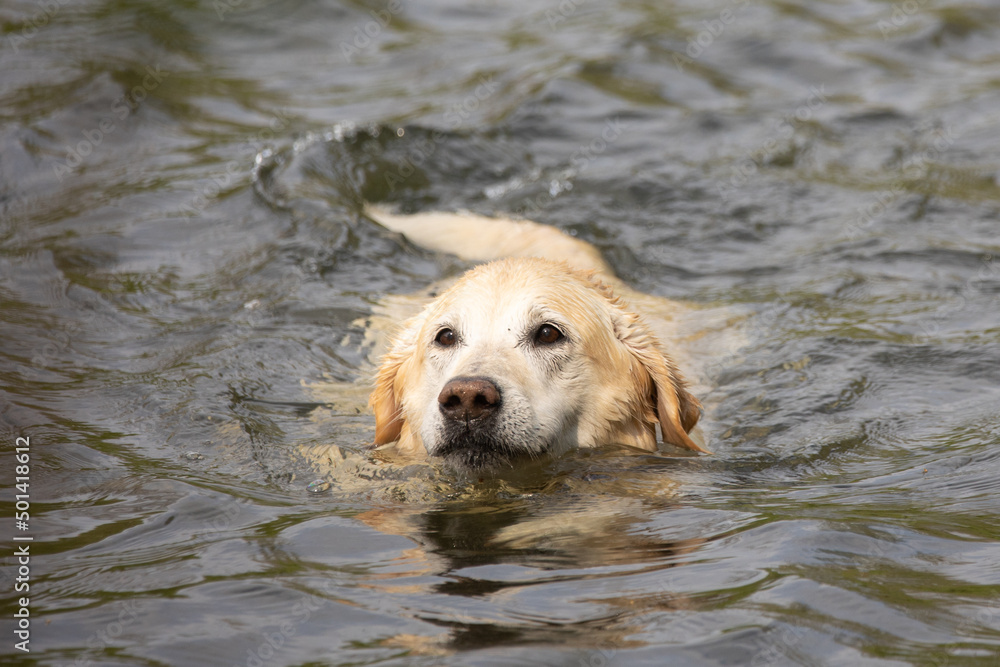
[369,323,420,445]
[615,309,708,454]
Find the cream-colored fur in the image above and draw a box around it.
[365,206,709,469]
[364,206,614,276]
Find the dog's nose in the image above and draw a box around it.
[438,377,501,421]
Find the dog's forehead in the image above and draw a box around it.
[430,259,604,325]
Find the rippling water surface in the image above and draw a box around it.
[2,0,1000,665]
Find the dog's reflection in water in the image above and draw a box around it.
[298,439,709,655]
[293,206,745,654]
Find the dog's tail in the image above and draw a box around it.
[364,205,615,278]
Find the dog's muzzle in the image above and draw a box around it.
[435,376,518,469]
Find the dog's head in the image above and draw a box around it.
[370,258,705,469]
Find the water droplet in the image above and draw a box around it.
[306,479,331,494]
[332,122,356,142]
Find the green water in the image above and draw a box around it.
[1,0,999,665]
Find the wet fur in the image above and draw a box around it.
[366,207,708,468]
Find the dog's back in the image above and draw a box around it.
[365,206,614,277]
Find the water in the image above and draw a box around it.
[2,0,1000,665]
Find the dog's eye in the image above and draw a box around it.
[534,324,564,345]
[435,328,457,347]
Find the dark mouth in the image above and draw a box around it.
[435,423,533,471]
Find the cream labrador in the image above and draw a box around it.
[364,207,708,470]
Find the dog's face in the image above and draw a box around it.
[370,258,705,469]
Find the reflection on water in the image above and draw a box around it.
[2,0,1000,664]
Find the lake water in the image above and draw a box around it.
[2,0,1000,665]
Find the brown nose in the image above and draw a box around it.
[438,377,501,421]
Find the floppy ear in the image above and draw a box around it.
[615,309,708,454]
[369,322,420,445]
